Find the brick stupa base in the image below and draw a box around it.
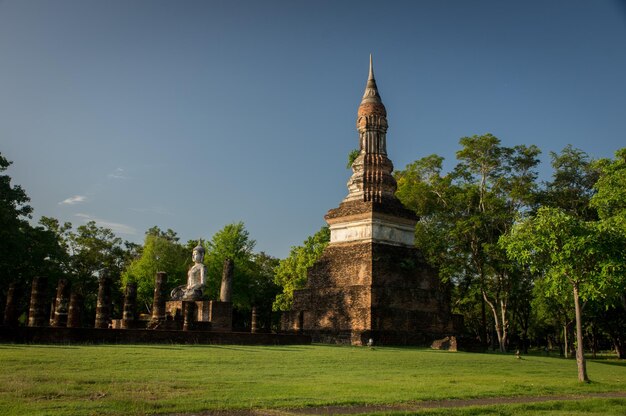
[283,241,461,345]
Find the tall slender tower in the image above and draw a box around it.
[327,55,417,248]
[284,57,459,345]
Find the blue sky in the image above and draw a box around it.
[2,1,625,258]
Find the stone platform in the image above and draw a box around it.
[0,326,311,345]
[284,241,462,346]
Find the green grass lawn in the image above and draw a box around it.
[0,344,624,415]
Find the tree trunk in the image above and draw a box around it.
[572,284,589,383]
[613,336,625,359]
[563,324,569,358]
[481,289,488,346]
[499,298,508,352]
[483,290,506,353]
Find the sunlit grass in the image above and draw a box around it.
[0,344,624,415]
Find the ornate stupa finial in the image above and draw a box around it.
[341,55,395,204]
[358,54,386,118]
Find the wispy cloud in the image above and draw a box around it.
[75,213,137,236]
[107,167,126,180]
[59,195,88,205]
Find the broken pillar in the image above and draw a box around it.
[49,299,56,326]
[251,306,259,333]
[121,282,137,329]
[51,279,71,327]
[67,292,83,328]
[182,301,196,331]
[94,273,112,329]
[208,260,233,332]
[209,300,232,332]
[3,282,19,327]
[28,276,47,327]
[219,258,233,302]
[150,272,167,327]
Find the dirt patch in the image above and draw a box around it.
[164,391,626,416]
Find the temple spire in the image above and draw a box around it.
[360,54,384,110]
[343,55,396,204]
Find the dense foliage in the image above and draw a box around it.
[272,226,330,311]
[393,139,626,379]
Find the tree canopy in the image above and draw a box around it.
[273,226,330,311]
[121,227,189,311]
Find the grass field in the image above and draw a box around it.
[0,344,624,415]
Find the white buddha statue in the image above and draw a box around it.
[170,243,207,301]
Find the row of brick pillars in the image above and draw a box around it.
[4,272,174,329]
[2,275,120,329]
[3,260,259,331]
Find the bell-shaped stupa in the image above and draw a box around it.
[283,56,461,345]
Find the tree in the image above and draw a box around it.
[273,226,330,311]
[501,207,626,382]
[591,148,626,221]
[541,145,599,220]
[0,156,70,320]
[204,222,256,311]
[530,278,575,357]
[121,227,189,311]
[248,252,281,330]
[68,221,129,288]
[590,147,626,357]
[395,135,540,351]
[0,153,33,289]
[452,135,541,352]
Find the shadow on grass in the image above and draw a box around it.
[589,359,626,367]
[5,344,82,349]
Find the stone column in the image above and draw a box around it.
[297,311,304,334]
[151,272,167,323]
[182,301,196,331]
[3,282,19,327]
[220,258,234,302]
[28,276,47,327]
[251,306,259,333]
[94,274,112,329]
[121,283,137,329]
[51,279,71,327]
[67,293,83,328]
[49,299,56,326]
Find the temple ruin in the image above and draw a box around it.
[282,56,462,345]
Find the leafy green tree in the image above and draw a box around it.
[395,135,540,351]
[273,226,330,311]
[0,156,71,320]
[67,221,129,290]
[452,135,540,351]
[501,207,626,382]
[541,145,599,220]
[0,153,33,289]
[247,252,281,330]
[121,227,189,312]
[591,148,626,221]
[530,278,575,357]
[204,222,256,310]
[589,147,626,357]
[63,221,133,321]
[145,226,180,243]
